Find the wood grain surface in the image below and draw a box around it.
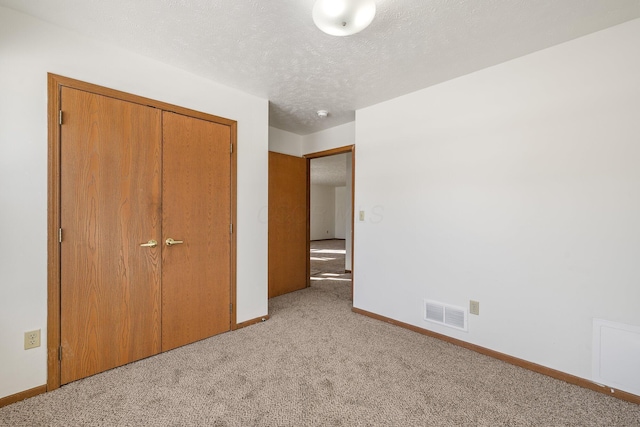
[161,112,232,352]
[268,152,308,298]
[60,87,162,384]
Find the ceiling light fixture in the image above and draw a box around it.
[317,110,329,118]
[312,0,376,36]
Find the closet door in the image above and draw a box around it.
[161,112,232,352]
[60,87,162,384]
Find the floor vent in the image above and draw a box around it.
[592,319,640,395]
[424,299,468,331]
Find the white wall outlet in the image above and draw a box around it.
[470,300,480,316]
[359,210,365,221]
[24,329,41,350]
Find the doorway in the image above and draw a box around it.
[306,146,355,299]
[267,145,354,300]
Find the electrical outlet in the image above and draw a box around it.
[24,329,41,350]
[359,210,365,221]
[470,300,480,316]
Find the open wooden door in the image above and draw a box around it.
[268,152,308,298]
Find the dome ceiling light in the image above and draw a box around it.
[312,0,376,36]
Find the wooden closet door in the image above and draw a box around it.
[60,87,162,384]
[161,112,232,352]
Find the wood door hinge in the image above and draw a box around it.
[230,223,233,234]
[230,143,233,154]
[229,303,233,314]
[58,346,62,361]
[58,228,63,243]
[59,110,63,125]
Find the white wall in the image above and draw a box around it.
[269,127,303,156]
[302,122,355,155]
[310,185,336,240]
[354,19,640,392]
[334,187,347,239]
[0,7,268,399]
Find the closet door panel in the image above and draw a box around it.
[60,87,162,384]
[161,112,232,352]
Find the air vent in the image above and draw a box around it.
[424,299,468,331]
[592,319,640,395]
[425,301,444,323]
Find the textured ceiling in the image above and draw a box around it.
[2,0,638,135]
[311,154,348,187]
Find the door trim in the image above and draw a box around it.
[47,73,238,390]
[304,145,355,298]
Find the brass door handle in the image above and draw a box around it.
[165,238,184,246]
[140,240,158,248]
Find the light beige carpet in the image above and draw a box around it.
[310,238,350,278]
[1,246,639,425]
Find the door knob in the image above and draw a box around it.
[139,240,158,248]
[165,238,184,246]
